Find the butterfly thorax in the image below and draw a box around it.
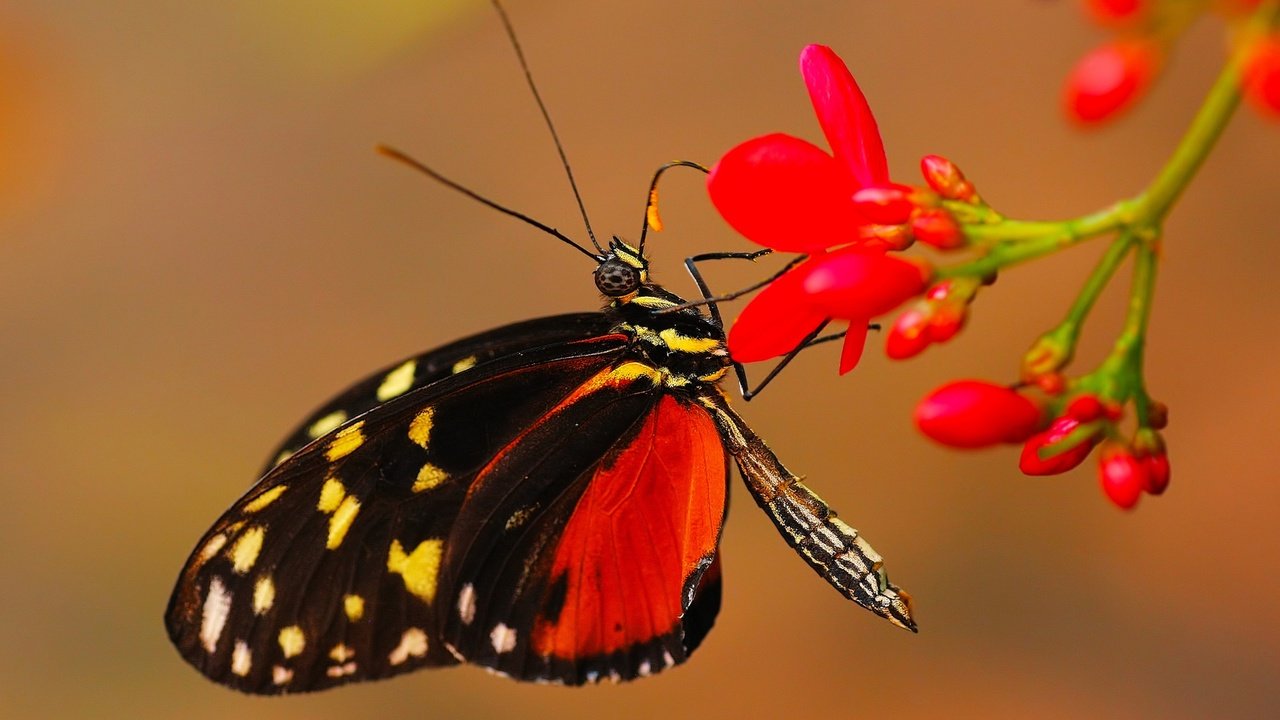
[593,239,730,390]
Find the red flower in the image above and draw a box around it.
[914,380,1044,448]
[709,44,928,373]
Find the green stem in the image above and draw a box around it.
[1093,242,1158,415]
[1061,233,1137,337]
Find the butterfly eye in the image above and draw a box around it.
[594,260,642,297]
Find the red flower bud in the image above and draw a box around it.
[1146,400,1169,429]
[1139,452,1170,495]
[851,185,917,225]
[910,208,965,250]
[1244,36,1280,119]
[919,155,975,201]
[886,306,931,360]
[802,248,931,320]
[1019,416,1100,475]
[858,223,914,252]
[1098,442,1146,509]
[1065,394,1104,422]
[1035,372,1067,396]
[927,302,966,342]
[1085,0,1146,26]
[915,380,1044,449]
[1064,40,1160,125]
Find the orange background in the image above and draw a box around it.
[2,1,1277,718]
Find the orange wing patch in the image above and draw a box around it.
[532,395,726,658]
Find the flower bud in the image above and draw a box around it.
[1132,428,1170,494]
[1085,0,1147,26]
[1019,416,1100,475]
[919,155,975,201]
[1244,36,1280,119]
[886,306,931,360]
[1064,40,1161,125]
[1065,394,1104,422]
[1098,442,1146,509]
[1022,331,1073,383]
[910,208,965,250]
[915,380,1043,448]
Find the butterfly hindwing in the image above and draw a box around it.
[165,330,631,694]
[436,382,730,684]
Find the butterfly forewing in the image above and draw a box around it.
[166,331,631,693]
[262,314,617,475]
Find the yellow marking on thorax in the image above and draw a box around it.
[253,575,275,614]
[413,463,448,492]
[317,477,346,513]
[343,594,365,622]
[307,410,347,439]
[325,421,366,461]
[326,496,361,549]
[376,359,418,401]
[451,355,478,374]
[699,367,729,382]
[387,538,443,604]
[408,407,435,448]
[628,295,678,310]
[658,328,723,354]
[243,485,287,513]
[278,625,306,658]
[229,526,265,574]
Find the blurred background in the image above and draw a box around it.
[2,1,1277,718]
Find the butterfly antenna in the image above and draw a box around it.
[376,145,602,262]
[491,0,603,255]
[637,160,708,255]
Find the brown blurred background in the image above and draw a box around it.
[2,1,1277,718]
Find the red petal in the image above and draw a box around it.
[801,247,931,320]
[800,44,889,186]
[914,380,1044,448]
[728,264,827,362]
[838,321,869,374]
[708,133,861,252]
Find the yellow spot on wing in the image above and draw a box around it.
[317,477,346,513]
[325,421,365,462]
[451,356,477,374]
[326,495,361,549]
[278,625,306,659]
[329,643,355,662]
[408,407,434,448]
[243,485,287,513]
[658,328,723,353]
[253,575,275,615]
[307,410,347,439]
[229,526,265,574]
[387,538,443,604]
[377,359,417,401]
[343,594,365,622]
[413,463,448,492]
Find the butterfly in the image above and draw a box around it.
[164,1,915,694]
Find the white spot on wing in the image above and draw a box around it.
[198,534,227,562]
[231,639,252,676]
[489,623,517,654]
[272,665,293,686]
[199,576,232,653]
[326,661,357,678]
[457,583,476,625]
[388,627,428,666]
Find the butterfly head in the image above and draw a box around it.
[594,237,649,298]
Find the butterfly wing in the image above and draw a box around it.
[166,327,730,692]
[165,331,630,693]
[261,313,616,474]
[435,386,728,684]
[697,391,917,632]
